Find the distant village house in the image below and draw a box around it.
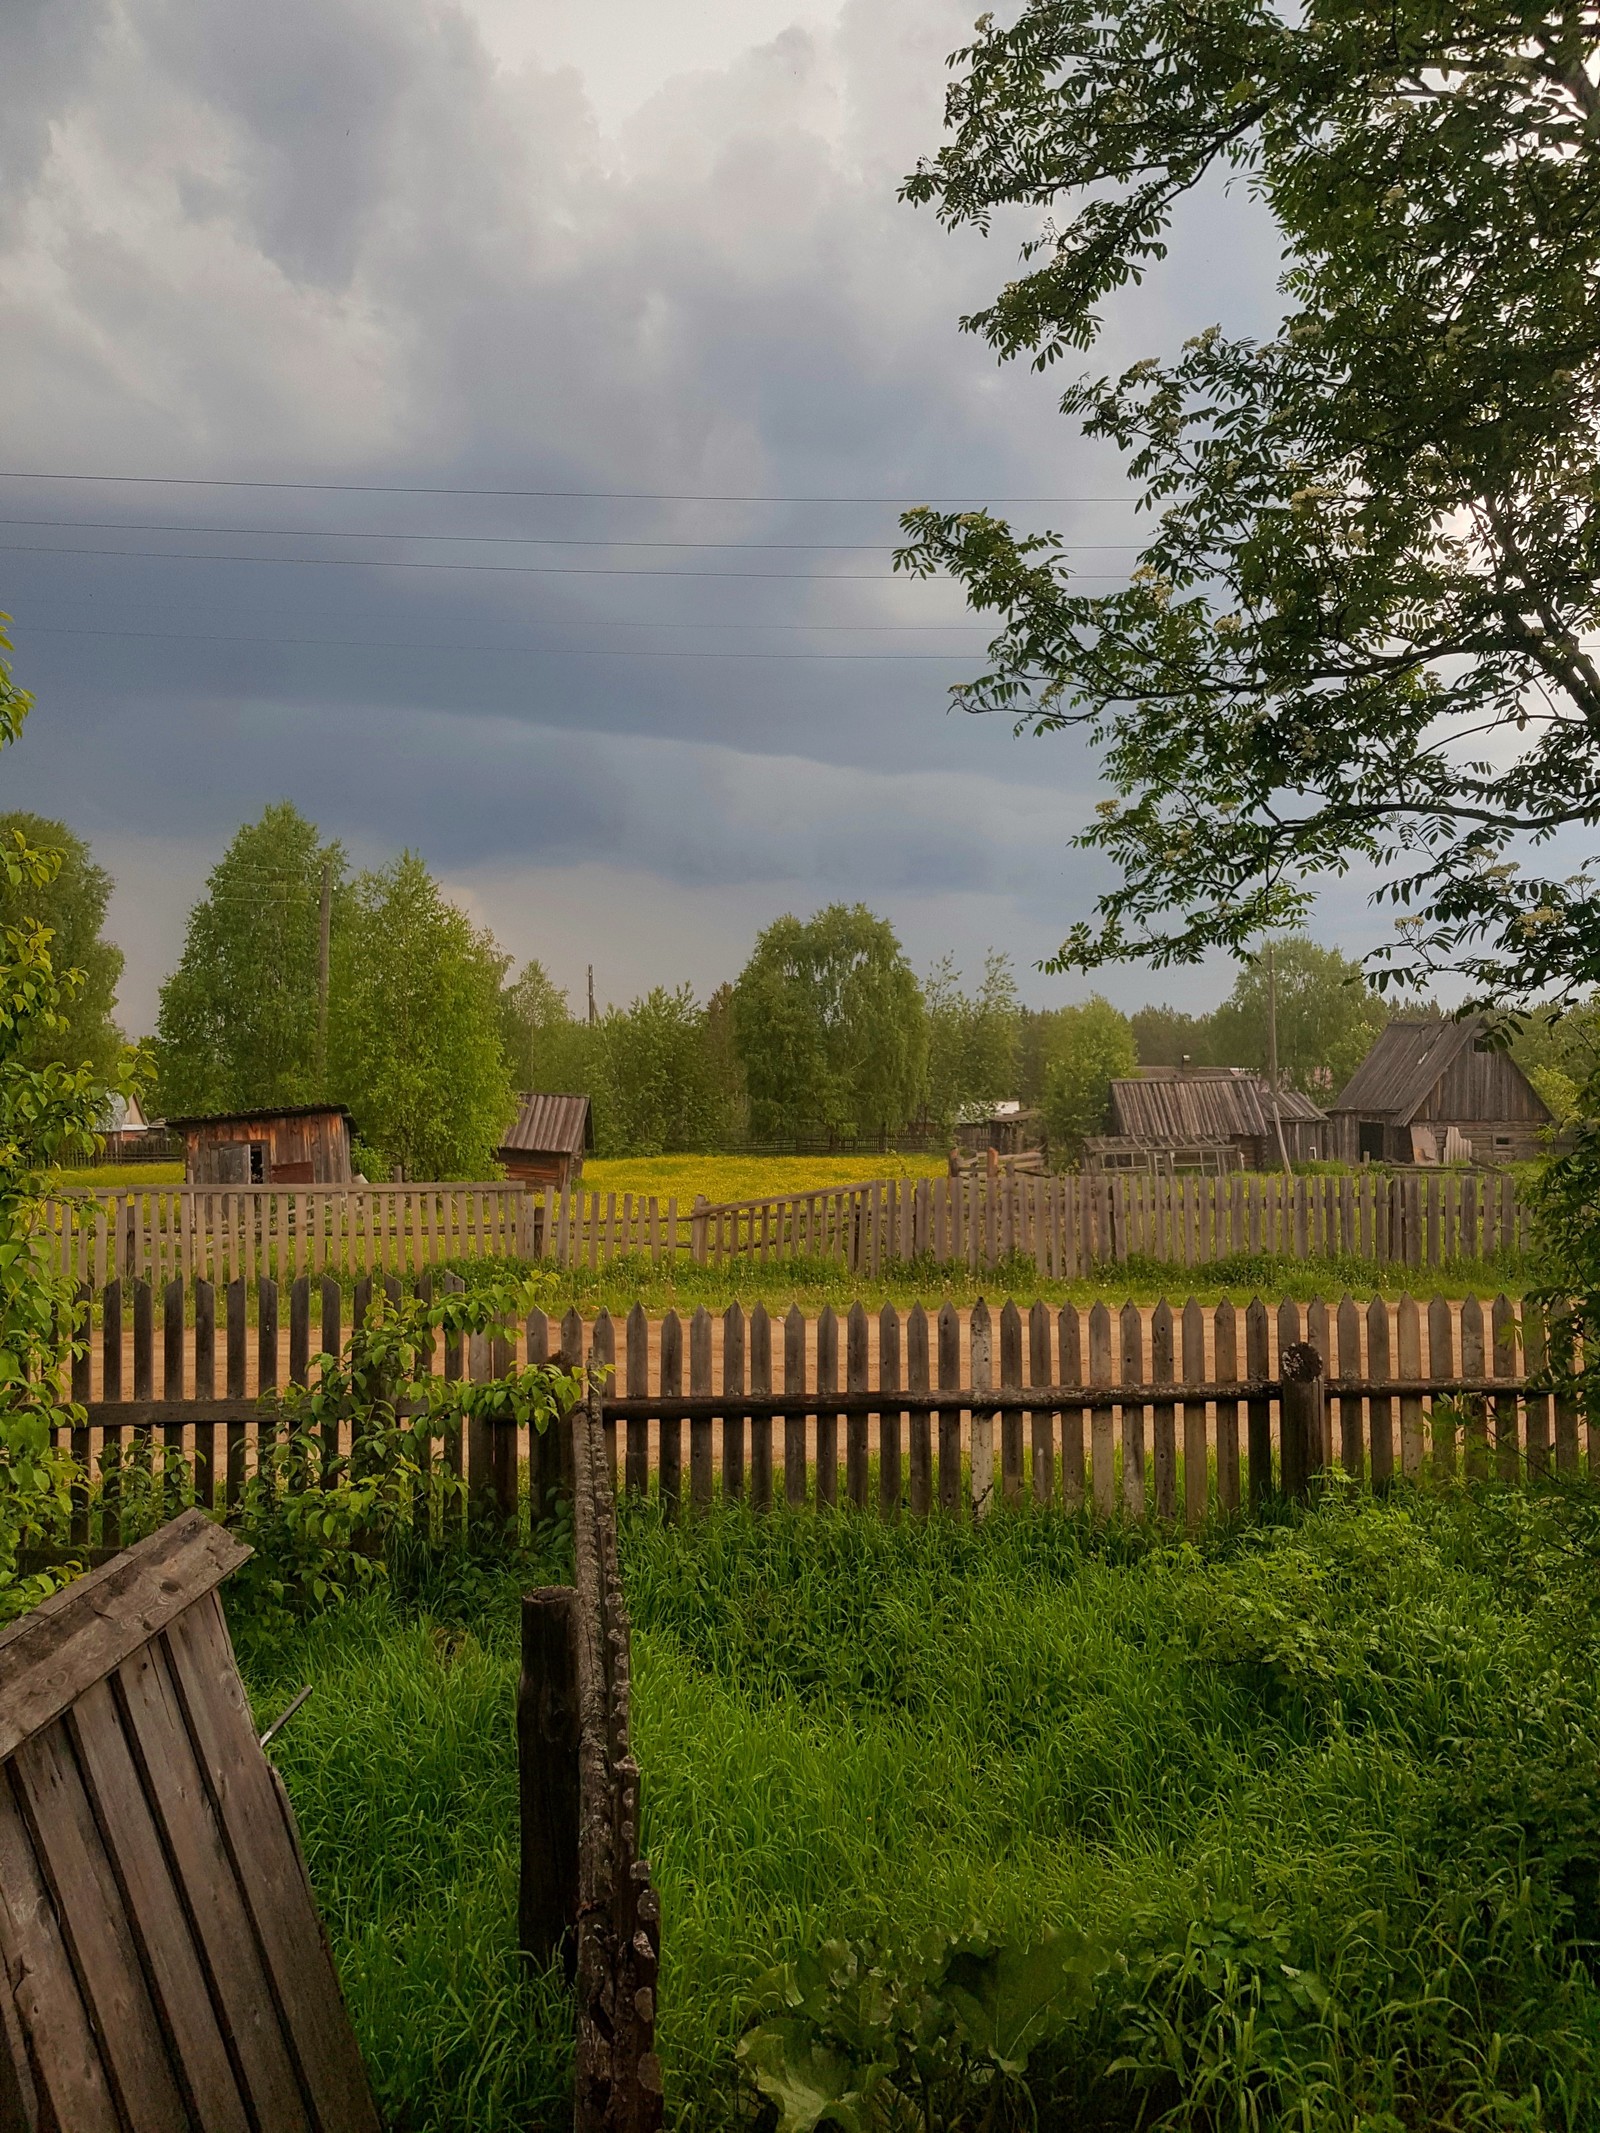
[496,1093,593,1192]
[1087,1068,1328,1174]
[1326,1016,1551,1165]
[168,1103,354,1185]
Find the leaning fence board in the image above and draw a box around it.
[0,1512,379,2133]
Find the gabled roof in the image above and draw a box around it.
[1329,1017,1481,1123]
[497,1092,593,1158]
[1110,1069,1325,1145]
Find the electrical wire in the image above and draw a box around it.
[0,516,1150,553]
[0,541,1134,583]
[0,470,1144,504]
[23,623,993,661]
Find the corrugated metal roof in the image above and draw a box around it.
[165,1103,352,1129]
[498,1093,593,1156]
[1329,1017,1480,1123]
[1110,1070,1325,1144]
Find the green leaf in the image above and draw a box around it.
[736,2021,888,2133]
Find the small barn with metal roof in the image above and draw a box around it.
[1327,1015,1552,1165]
[1091,1067,1329,1172]
[496,1093,593,1191]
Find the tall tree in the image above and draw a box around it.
[329,852,512,1180]
[1208,938,1390,1098]
[154,804,344,1115]
[0,814,123,1078]
[1038,996,1138,1156]
[899,2,1600,1015]
[591,987,728,1156]
[733,905,927,1142]
[1129,1005,1215,1072]
[922,950,1021,1129]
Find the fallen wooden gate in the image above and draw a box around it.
[0,1509,380,2133]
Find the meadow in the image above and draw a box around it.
[237,1483,1600,2132]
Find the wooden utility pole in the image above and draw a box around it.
[587,964,597,1026]
[1265,938,1290,1171]
[518,1587,580,1973]
[316,856,333,1084]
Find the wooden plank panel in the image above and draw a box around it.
[998,1301,1023,1509]
[1058,1306,1084,1510]
[1492,1293,1519,1481]
[1522,1303,1552,1479]
[750,1304,773,1513]
[1028,1301,1053,1506]
[816,1306,840,1510]
[907,1305,931,1516]
[1150,1300,1176,1521]
[879,1305,902,1519]
[0,1763,121,2133]
[689,1308,714,1511]
[1336,1296,1364,1480]
[845,1302,870,1509]
[969,1301,994,1521]
[722,1305,746,1503]
[114,1635,314,2133]
[1398,1295,1425,1480]
[658,1313,682,1518]
[68,1678,253,2133]
[1181,1298,1207,1528]
[1088,1304,1115,1518]
[1431,1294,1460,1478]
[1245,1299,1271,1508]
[163,1598,380,2133]
[937,1303,962,1515]
[1120,1302,1146,1519]
[11,1719,193,2128]
[1366,1299,1394,1491]
[783,1305,807,1509]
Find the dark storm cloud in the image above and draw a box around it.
[0,0,1286,1025]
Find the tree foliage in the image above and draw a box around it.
[923,951,1021,1130]
[0,814,123,1079]
[590,986,733,1156]
[329,852,512,1180]
[733,906,928,1142]
[154,803,344,1115]
[1038,995,1138,1154]
[1209,939,1391,1098]
[899,0,1600,1013]
[0,620,141,1612]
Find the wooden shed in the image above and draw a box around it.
[167,1103,354,1186]
[1327,1016,1552,1164]
[1105,1067,1329,1170]
[496,1093,593,1191]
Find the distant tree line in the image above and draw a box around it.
[12,800,1580,1179]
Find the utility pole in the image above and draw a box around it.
[587,965,597,1027]
[316,856,332,1086]
[1265,937,1290,1172]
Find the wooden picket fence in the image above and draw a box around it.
[41,1168,1534,1289]
[32,1279,1585,1558]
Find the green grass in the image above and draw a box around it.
[581,1152,949,1203]
[237,1483,1600,2131]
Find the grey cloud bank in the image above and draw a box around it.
[0,0,1308,1033]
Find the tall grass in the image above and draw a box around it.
[237,1485,1600,2130]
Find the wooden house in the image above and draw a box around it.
[168,1103,354,1185]
[1093,1067,1329,1172]
[496,1093,593,1191]
[1327,1016,1552,1164]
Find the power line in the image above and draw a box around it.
[0,515,1150,553]
[0,542,1133,583]
[0,470,1141,505]
[24,623,991,661]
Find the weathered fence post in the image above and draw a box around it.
[1279,1341,1325,1504]
[518,1587,580,1974]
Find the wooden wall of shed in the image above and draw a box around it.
[501,1150,583,1191]
[186,1112,352,1185]
[1417,1043,1549,1126]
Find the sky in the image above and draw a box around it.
[0,0,1336,1037]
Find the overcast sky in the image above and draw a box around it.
[0,0,1345,1036]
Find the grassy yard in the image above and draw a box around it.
[238,1483,1600,2131]
[582,1152,949,1203]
